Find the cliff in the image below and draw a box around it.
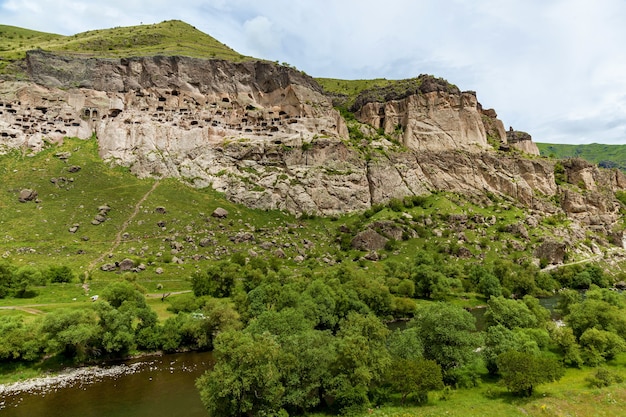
[0,51,623,239]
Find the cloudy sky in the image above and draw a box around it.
[2,0,626,144]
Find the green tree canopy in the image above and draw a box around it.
[410,303,481,374]
[496,350,564,397]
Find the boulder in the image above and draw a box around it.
[67,165,81,173]
[155,206,167,214]
[534,239,567,265]
[199,238,213,247]
[230,232,255,243]
[118,258,135,271]
[55,151,71,160]
[18,189,37,202]
[101,263,117,272]
[212,207,229,218]
[351,229,388,251]
[505,223,530,240]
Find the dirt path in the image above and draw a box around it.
[87,181,160,273]
[541,247,623,272]
[0,305,45,315]
[145,290,192,298]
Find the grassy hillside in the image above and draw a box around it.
[537,142,626,171]
[0,135,622,312]
[0,20,246,73]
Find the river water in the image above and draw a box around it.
[0,351,213,417]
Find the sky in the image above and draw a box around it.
[2,0,626,144]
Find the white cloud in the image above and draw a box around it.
[2,0,626,143]
[242,16,281,58]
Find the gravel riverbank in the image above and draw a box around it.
[0,362,145,409]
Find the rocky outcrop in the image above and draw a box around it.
[506,128,540,155]
[0,51,623,237]
[354,88,489,152]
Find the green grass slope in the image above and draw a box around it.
[0,20,247,74]
[537,142,626,171]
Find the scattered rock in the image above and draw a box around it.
[212,207,229,218]
[170,241,184,251]
[274,248,286,258]
[68,224,80,233]
[351,229,388,251]
[457,246,473,258]
[118,258,135,271]
[505,223,530,240]
[157,220,167,228]
[199,238,215,247]
[364,251,380,261]
[101,263,117,272]
[534,239,567,265]
[155,267,164,275]
[98,205,111,214]
[18,189,37,202]
[67,165,81,173]
[230,232,255,243]
[294,255,305,263]
[370,220,404,241]
[55,151,71,160]
[155,206,167,214]
[615,281,626,290]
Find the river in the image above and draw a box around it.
[0,351,213,417]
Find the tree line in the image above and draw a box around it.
[1,252,625,416]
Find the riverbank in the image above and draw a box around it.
[0,351,213,417]
[0,361,145,399]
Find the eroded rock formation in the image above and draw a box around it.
[0,51,623,236]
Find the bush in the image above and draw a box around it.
[45,265,75,283]
[586,367,624,388]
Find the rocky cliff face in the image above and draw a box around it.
[0,51,623,234]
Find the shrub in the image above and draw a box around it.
[45,265,75,283]
[586,367,624,388]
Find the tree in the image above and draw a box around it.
[45,265,75,283]
[566,298,626,339]
[14,266,44,298]
[300,279,338,330]
[40,308,100,360]
[549,324,583,367]
[327,312,391,414]
[95,302,136,355]
[579,328,626,366]
[0,316,43,362]
[387,358,443,404]
[387,327,424,360]
[101,281,146,308]
[191,261,239,298]
[0,261,16,298]
[483,324,540,375]
[196,331,285,417]
[484,296,538,330]
[278,330,335,414]
[410,303,481,374]
[496,350,564,397]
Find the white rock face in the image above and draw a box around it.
[0,52,622,223]
[356,91,488,152]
